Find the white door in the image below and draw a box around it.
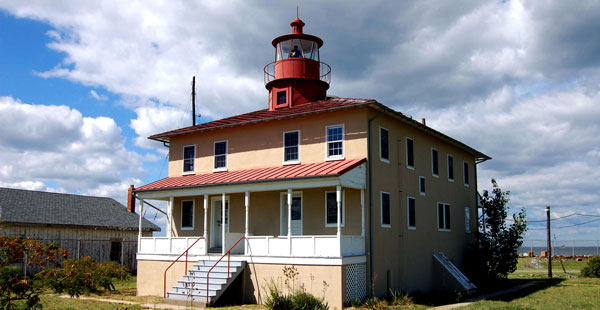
[211,199,229,249]
[280,193,302,236]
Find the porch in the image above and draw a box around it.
[135,159,367,261]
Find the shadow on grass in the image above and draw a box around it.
[484,278,564,302]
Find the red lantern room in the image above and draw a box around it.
[264,17,331,111]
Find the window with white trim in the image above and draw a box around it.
[437,203,451,231]
[379,127,389,162]
[181,200,194,230]
[432,148,439,177]
[419,176,426,195]
[381,192,391,227]
[463,161,469,186]
[447,155,454,181]
[325,191,345,227]
[406,137,414,169]
[214,141,227,171]
[465,207,471,233]
[407,197,416,229]
[284,130,300,163]
[326,124,344,160]
[183,145,195,173]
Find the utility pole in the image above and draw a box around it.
[192,76,196,126]
[546,205,552,278]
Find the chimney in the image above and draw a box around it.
[127,185,136,213]
[421,118,426,126]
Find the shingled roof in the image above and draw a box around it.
[0,188,160,232]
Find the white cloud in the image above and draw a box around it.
[89,90,108,101]
[0,96,146,202]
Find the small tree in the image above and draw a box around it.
[471,179,527,281]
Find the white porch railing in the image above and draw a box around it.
[139,237,207,255]
[246,235,365,257]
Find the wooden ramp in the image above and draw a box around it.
[433,253,477,294]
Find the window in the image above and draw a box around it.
[183,145,195,173]
[407,197,416,229]
[465,207,471,233]
[447,155,454,181]
[326,125,344,160]
[406,137,414,169]
[379,127,389,162]
[437,203,451,231]
[284,130,300,163]
[109,241,122,262]
[214,141,227,171]
[432,149,439,176]
[419,176,426,195]
[381,192,391,227]
[291,197,301,221]
[181,200,194,230]
[325,191,345,227]
[463,161,469,186]
[277,91,287,105]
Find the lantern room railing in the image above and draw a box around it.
[264,60,331,85]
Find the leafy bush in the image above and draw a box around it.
[0,266,42,310]
[291,292,328,310]
[363,297,386,310]
[581,255,600,278]
[39,257,130,297]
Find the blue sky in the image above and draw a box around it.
[1,1,599,242]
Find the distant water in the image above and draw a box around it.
[519,246,599,256]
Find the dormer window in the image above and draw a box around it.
[214,140,227,171]
[277,91,287,105]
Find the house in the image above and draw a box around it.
[0,187,160,272]
[133,17,489,308]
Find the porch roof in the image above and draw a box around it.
[135,158,366,192]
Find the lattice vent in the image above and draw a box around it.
[345,263,367,304]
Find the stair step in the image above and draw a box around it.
[194,265,240,272]
[167,291,214,302]
[177,281,223,291]
[171,286,219,296]
[188,270,231,278]
[197,260,244,267]
[182,275,228,285]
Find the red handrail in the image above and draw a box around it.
[163,237,205,298]
[206,236,247,304]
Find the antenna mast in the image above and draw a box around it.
[192,76,196,126]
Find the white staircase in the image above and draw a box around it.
[166,258,247,306]
[433,253,477,294]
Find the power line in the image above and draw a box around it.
[527,218,600,230]
[507,212,600,223]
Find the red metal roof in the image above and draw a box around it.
[149,97,375,141]
[135,158,366,192]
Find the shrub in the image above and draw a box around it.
[388,290,413,306]
[363,297,386,310]
[581,255,600,278]
[39,257,130,297]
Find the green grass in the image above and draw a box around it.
[457,277,600,310]
[517,257,588,271]
[39,295,143,310]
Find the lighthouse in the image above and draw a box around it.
[264,17,331,110]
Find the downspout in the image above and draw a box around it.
[367,107,387,295]
[474,157,489,240]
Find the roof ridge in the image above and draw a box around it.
[0,187,115,201]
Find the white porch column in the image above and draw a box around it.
[287,189,292,255]
[361,189,365,237]
[137,199,144,253]
[336,185,342,239]
[244,191,249,254]
[167,197,174,238]
[203,195,208,240]
[222,192,226,255]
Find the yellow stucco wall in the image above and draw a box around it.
[137,260,188,297]
[366,110,478,295]
[168,107,369,176]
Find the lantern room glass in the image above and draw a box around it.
[276,39,319,61]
